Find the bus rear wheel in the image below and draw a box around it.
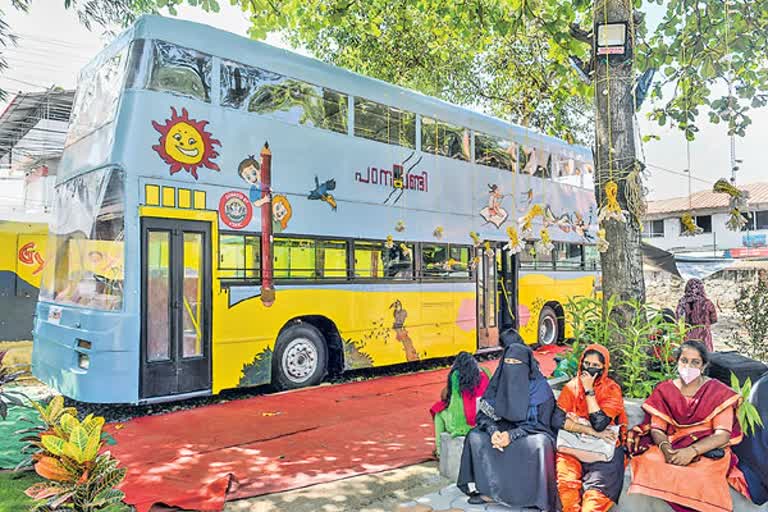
[537,306,559,346]
[272,323,328,390]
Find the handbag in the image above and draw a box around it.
[702,448,725,460]
[556,425,619,463]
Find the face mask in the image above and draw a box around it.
[582,366,603,378]
[678,365,701,384]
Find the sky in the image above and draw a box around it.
[0,0,765,201]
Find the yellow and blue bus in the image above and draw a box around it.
[32,16,598,403]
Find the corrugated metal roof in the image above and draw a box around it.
[646,182,768,216]
[0,89,73,159]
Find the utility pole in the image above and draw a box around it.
[593,0,646,308]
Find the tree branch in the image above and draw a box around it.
[569,23,592,45]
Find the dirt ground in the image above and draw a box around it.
[222,463,449,512]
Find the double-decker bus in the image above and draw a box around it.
[32,15,598,404]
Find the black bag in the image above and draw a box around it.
[702,448,725,460]
[708,351,768,387]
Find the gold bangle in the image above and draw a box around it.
[659,441,671,451]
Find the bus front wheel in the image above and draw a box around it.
[537,306,559,346]
[272,323,328,390]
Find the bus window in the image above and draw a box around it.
[384,242,414,280]
[148,40,212,102]
[354,241,384,278]
[219,234,260,280]
[521,146,552,178]
[274,238,316,279]
[421,244,449,278]
[474,133,517,172]
[560,157,576,177]
[146,230,170,362]
[354,98,416,148]
[66,45,129,146]
[576,160,594,176]
[585,245,600,271]
[40,168,125,311]
[317,240,348,279]
[449,245,472,278]
[421,117,470,161]
[520,242,554,270]
[220,60,348,134]
[553,243,584,270]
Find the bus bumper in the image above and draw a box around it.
[32,302,139,404]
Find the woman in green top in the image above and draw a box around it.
[430,351,492,455]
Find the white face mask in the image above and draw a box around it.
[678,365,701,385]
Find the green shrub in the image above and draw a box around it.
[24,407,126,511]
[730,373,764,437]
[565,296,688,399]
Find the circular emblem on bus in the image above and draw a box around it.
[218,191,253,229]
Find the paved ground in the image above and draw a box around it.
[396,483,535,512]
[222,462,450,512]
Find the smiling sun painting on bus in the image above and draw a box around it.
[152,106,221,179]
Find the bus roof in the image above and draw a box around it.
[116,15,592,162]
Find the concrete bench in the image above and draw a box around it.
[437,397,768,511]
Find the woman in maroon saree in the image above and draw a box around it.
[676,278,718,351]
[628,341,750,512]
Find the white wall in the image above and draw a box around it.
[643,212,768,253]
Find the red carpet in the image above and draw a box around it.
[109,347,565,512]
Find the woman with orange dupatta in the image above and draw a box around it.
[556,344,628,512]
[628,340,749,512]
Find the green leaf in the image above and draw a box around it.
[59,413,79,437]
[82,427,102,462]
[66,426,90,463]
[41,434,66,456]
[82,415,105,439]
[47,396,64,422]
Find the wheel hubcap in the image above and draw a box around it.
[539,317,557,345]
[282,338,318,383]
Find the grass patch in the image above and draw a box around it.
[0,470,40,511]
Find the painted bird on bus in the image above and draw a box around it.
[308,176,337,211]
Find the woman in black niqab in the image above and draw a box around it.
[457,328,564,510]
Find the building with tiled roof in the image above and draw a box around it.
[643,182,768,257]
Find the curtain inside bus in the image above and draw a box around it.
[39,168,125,311]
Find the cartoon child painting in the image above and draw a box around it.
[238,155,270,208]
[272,194,293,233]
[479,184,509,228]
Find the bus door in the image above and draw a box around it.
[498,248,517,333]
[477,243,517,349]
[477,243,498,348]
[140,218,212,399]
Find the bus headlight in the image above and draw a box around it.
[78,353,90,370]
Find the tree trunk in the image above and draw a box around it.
[593,0,646,310]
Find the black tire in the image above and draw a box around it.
[537,306,559,346]
[272,323,328,391]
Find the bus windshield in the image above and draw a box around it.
[40,168,125,311]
